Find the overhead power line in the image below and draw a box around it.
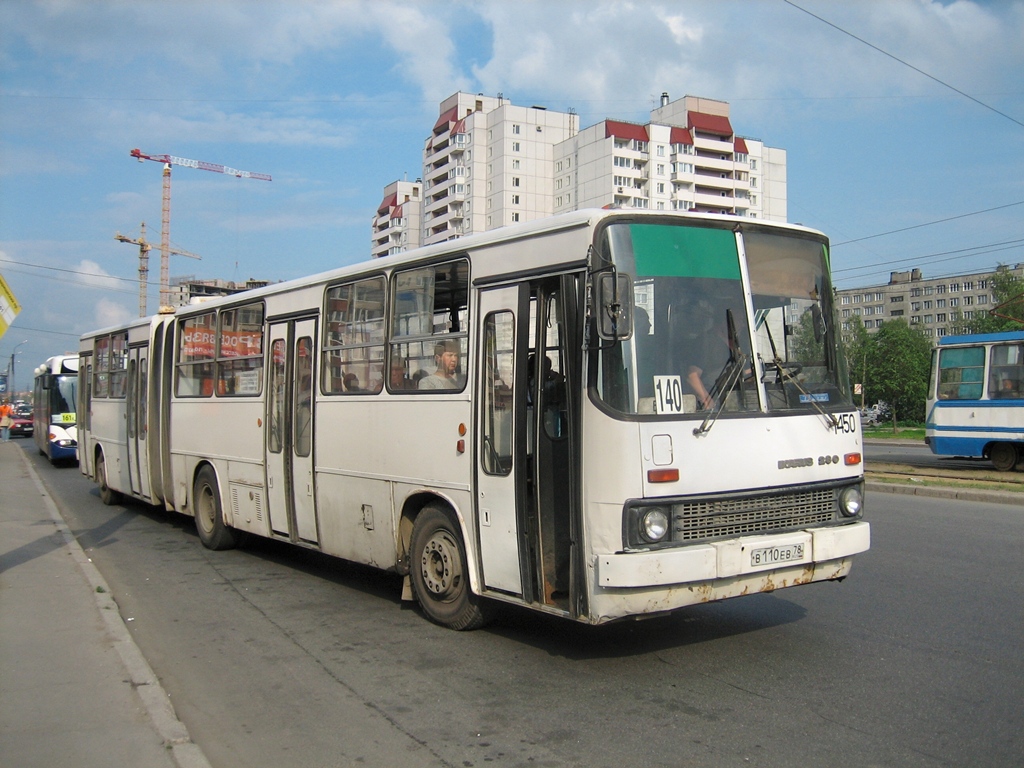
[832,201,1024,246]
[782,0,1024,130]
[833,238,1024,275]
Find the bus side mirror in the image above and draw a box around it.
[595,272,634,341]
[41,375,52,390]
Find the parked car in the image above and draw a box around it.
[859,405,881,426]
[9,415,33,438]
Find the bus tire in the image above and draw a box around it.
[990,442,1018,472]
[96,452,122,506]
[410,505,489,631]
[193,465,237,551]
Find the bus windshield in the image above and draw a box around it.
[50,374,78,424]
[595,220,852,416]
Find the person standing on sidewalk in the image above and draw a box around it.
[0,399,13,442]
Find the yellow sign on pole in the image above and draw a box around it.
[0,273,21,342]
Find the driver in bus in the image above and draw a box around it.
[418,340,463,390]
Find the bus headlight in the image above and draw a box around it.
[838,486,863,517]
[639,507,671,543]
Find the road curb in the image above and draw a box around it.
[19,450,214,768]
[865,479,1023,506]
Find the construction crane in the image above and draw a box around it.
[130,148,271,309]
[115,222,201,317]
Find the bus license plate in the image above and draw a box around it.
[750,543,804,567]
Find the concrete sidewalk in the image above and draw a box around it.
[0,442,211,768]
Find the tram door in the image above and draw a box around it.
[126,346,151,500]
[265,318,319,544]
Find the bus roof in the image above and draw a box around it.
[38,355,79,375]
[79,208,829,339]
[938,330,1024,346]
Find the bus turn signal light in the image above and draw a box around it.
[845,453,862,466]
[647,468,679,483]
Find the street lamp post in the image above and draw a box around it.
[9,340,29,399]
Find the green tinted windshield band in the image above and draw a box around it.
[630,224,740,280]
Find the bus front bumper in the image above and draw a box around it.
[596,521,870,589]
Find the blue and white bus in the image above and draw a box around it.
[33,355,79,464]
[926,331,1024,471]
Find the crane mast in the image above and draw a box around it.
[115,222,201,316]
[130,148,271,309]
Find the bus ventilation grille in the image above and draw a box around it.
[673,488,836,542]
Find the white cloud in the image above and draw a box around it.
[74,259,127,292]
[93,296,133,328]
[464,0,1024,127]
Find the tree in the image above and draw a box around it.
[868,319,932,426]
[952,266,1024,334]
[842,315,872,409]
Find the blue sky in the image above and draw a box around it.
[1,0,1023,388]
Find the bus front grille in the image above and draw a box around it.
[672,488,837,542]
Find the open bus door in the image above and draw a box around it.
[475,274,581,613]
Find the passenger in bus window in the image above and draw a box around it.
[389,354,410,390]
[343,372,362,392]
[419,340,463,390]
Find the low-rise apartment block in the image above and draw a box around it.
[837,264,1024,342]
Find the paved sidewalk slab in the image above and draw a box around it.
[0,443,209,768]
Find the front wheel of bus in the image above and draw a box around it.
[990,442,1019,472]
[96,452,122,506]
[410,505,489,631]
[193,466,237,551]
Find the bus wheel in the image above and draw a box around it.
[990,442,1018,472]
[96,452,122,506]
[193,466,237,551]
[410,505,489,631]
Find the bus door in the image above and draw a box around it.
[476,286,524,595]
[476,276,580,611]
[126,346,151,500]
[265,318,319,545]
[527,276,579,611]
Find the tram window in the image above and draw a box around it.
[937,347,985,400]
[989,344,1023,399]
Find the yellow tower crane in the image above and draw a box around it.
[115,222,201,316]
[129,149,271,309]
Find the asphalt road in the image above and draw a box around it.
[22,440,1024,768]
[864,439,1012,473]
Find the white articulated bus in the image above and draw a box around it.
[79,209,869,630]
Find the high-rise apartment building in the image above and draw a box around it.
[420,92,579,246]
[836,264,1024,343]
[373,91,787,255]
[555,94,786,220]
[371,179,423,258]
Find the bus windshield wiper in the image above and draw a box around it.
[761,319,838,431]
[694,309,747,437]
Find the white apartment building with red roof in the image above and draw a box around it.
[373,92,787,256]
